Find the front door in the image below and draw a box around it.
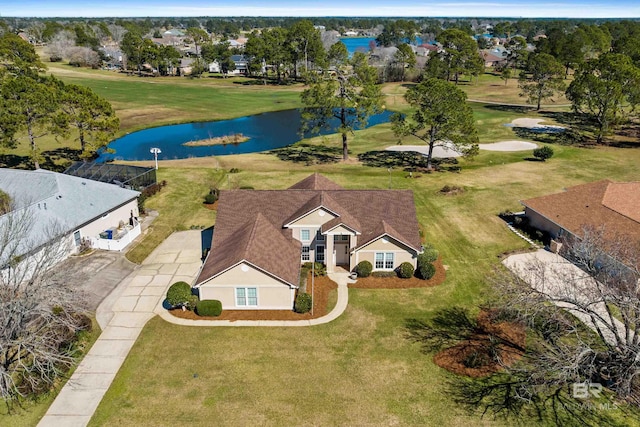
[335,243,349,265]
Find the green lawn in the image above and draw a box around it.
[4,63,640,426]
[88,127,640,425]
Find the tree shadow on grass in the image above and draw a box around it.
[404,308,624,427]
[358,150,460,172]
[41,148,84,172]
[269,143,342,165]
[512,127,588,146]
[0,154,30,169]
[483,104,536,114]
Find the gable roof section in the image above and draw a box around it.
[0,168,140,259]
[288,173,344,190]
[522,180,640,243]
[196,213,301,287]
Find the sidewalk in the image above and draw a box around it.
[39,230,353,426]
[38,230,202,427]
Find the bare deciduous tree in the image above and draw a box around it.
[44,30,76,62]
[0,201,90,408]
[409,228,640,425]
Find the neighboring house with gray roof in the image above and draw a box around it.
[0,168,140,267]
[194,174,422,310]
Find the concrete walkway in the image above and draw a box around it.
[503,249,631,347]
[39,229,353,426]
[154,271,353,326]
[38,230,202,427]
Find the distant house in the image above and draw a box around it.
[230,54,249,75]
[194,174,422,310]
[480,49,507,68]
[179,58,194,75]
[343,30,359,37]
[0,168,141,266]
[419,44,441,55]
[522,180,640,245]
[163,29,185,37]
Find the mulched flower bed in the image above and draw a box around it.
[433,310,526,378]
[169,273,337,321]
[349,258,446,289]
[203,201,218,211]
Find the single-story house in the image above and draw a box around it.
[0,168,141,268]
[522,179,640,245]
[480,49,508,68]
[194,174,423,310]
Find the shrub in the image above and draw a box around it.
[187,295,199,310]
[302,262,326,277]
[354,260,373,278]
[419,262,436,280]
[196,300,222,317]
[204,193,217,204]
[294,293,312,313]
[397,262,414,279]
[533,146,554,161]
[419,248,439,264]
[229,168,240,173]
[166,281,192,307]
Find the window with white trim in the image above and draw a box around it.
[301,246,310,261]
[334,235,349,242]
[236,287,258,306]
[300,229,310,241]
[375,252,394,269]
[316,230,325,241]
[316,245,325,262]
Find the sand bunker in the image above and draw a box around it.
[386,140,537,157]
[511,118,565,132]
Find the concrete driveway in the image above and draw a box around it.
[55,251,137,310]
[39,230,202,427]
[503,249,631,347]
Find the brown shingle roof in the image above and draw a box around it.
[196,213,301,287]
[522,180,640,243]
[196,174,421,286]
[288,173,344,190]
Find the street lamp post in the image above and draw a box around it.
[150,147,161,170]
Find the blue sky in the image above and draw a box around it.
[1,0,639,18]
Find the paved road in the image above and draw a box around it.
[38,230,202,427]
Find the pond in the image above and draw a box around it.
[97,109,394,162]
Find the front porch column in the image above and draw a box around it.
[326,235,335,273]
[349,235,357,271]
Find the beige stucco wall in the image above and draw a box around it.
[356,236,418,270]
[198,262,295,310]
[77,199,139,242]
[524,207,562,238]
